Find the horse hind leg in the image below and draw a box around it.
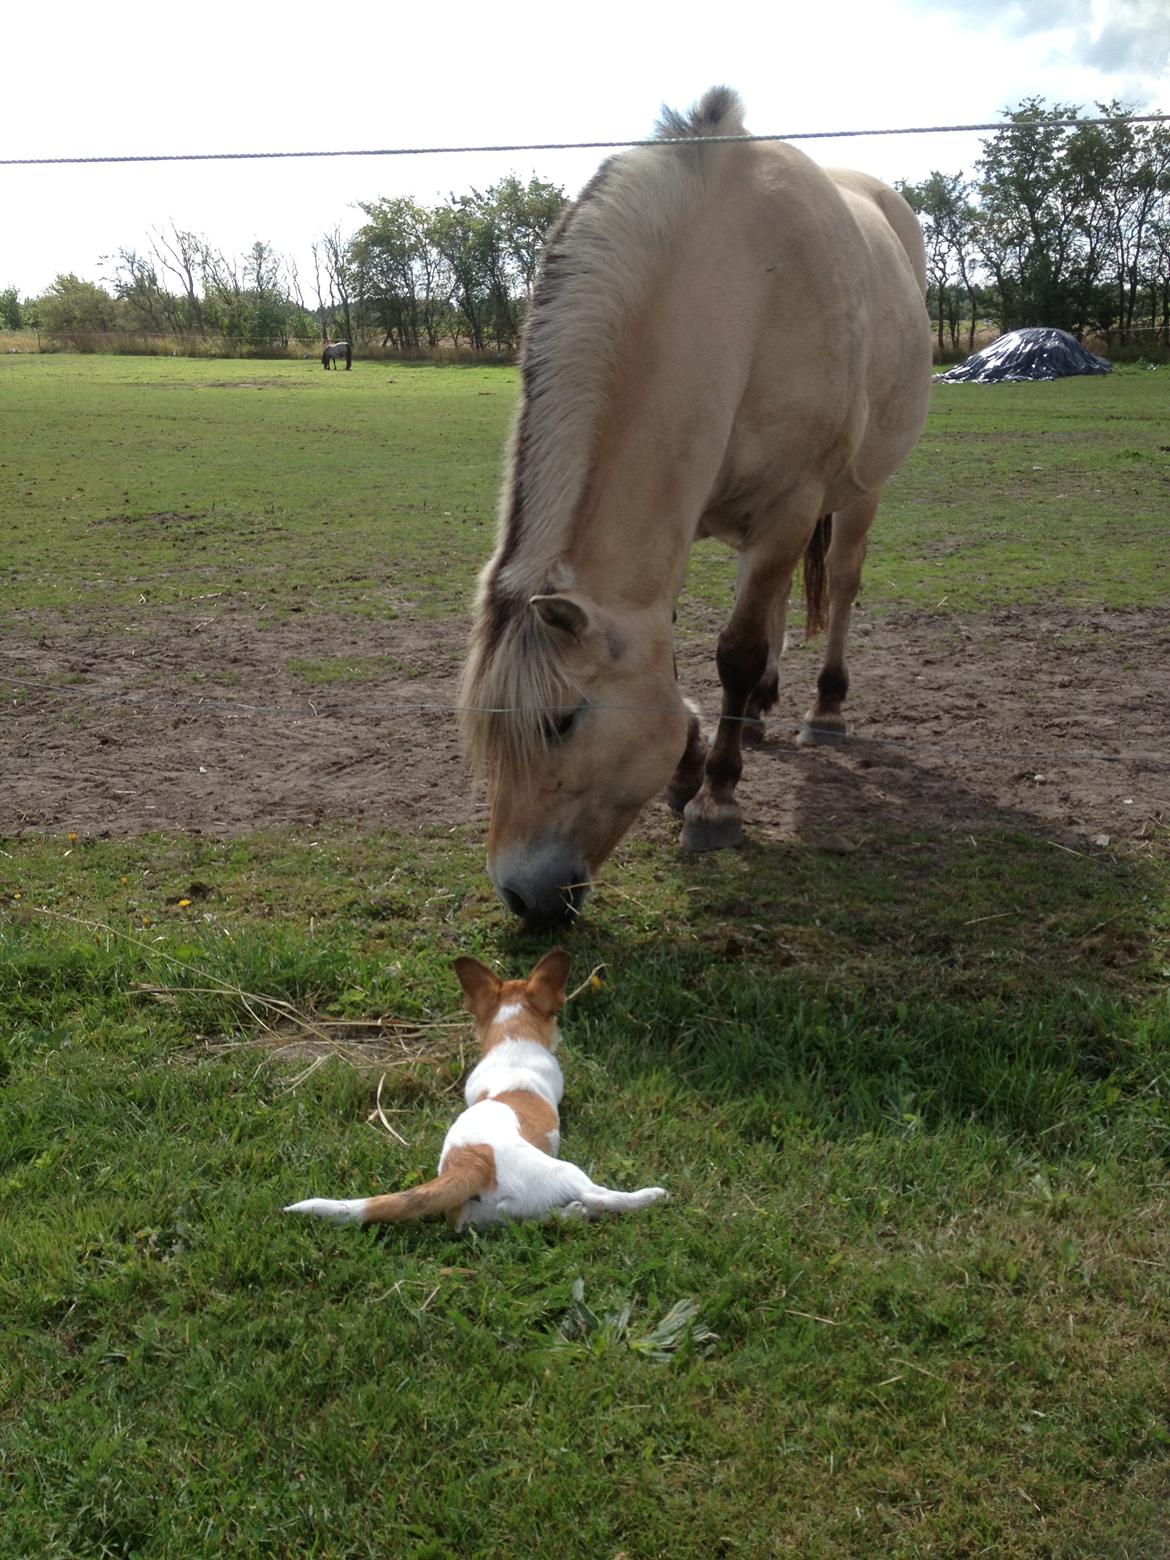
[796,492,880,747]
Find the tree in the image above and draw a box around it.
[898,172,980,353]
[106,249,172,332]
[1076,105,1170,341]
[150,224,209,334]
[243,240,295,346]
[201,248,249,341]
[34,274,119,343]
[429,178,567,351]
[430,195,493,350]
[351,197,453,350]
[319,228,354,347]
[490,175,567,300]
[0,286,22,331]
[976,99,1106,334]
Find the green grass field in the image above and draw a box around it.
[2,355,1169,1557]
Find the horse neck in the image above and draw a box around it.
[557,347,737,615]
[510,173,750,618]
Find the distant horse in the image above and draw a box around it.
[460,87,931,928]
[322,341,351,370]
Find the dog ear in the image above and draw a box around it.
[452,956,503,1021]
[525,949,571,1016]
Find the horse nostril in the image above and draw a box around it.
[499,885,528,918]
[521,875,590,929]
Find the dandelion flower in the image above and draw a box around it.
[178,899,191,908]
[590,974,603,990]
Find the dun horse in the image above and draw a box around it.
[322,341,351,369]
[461,88,931,927]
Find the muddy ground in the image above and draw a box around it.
[3,603,1168,855]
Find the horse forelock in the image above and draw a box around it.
[459,588,580,783]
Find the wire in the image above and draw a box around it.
[3,671,1167,764]
[3,115,1168,168]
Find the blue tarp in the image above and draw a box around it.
[934,327,1112,383]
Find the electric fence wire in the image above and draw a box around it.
[4,115,1169,168]
[3,670,1167,765]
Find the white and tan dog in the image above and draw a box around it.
[284,951,666,1231]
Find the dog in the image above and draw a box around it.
[284,951,667,1231]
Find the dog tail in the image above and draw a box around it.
[284,1144,496,1227]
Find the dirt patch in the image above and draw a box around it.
[203,379,318,391]
[2,603,1168,851]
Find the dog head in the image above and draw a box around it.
[452,950,570,1052]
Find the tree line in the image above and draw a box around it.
[0,176,567,356]
[899,99,1170,356]
[3,102,1166,359]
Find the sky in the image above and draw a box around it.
[2,0,1168,300]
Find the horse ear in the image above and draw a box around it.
[453,956,503,1021]
[525,949,571,1016]
[530,594,590,639]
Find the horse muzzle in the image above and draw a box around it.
[489,843,591,928]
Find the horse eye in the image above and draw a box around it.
[544,704,584,743]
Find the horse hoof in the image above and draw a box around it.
[680,801,744,852]
[796,719,847,748]
[741,717,767,747]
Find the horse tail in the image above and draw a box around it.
[345,344,352,369]
[802,515,832,639]
[322,346,329,368]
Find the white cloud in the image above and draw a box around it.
[918,0,1090,34]
[1079,0,1170,73]
[914,0,1169,73]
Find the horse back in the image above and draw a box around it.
[707,144,931,504]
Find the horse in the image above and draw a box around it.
[460,87,932,928]
[322,341,351,370]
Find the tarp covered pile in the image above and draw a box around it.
[934,327,1112,384]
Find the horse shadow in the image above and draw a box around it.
[501,731,1164,1150]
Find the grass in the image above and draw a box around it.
[2,355,1170,1556]
[2,356,1168,626]
[875,369,1170,613]
[0,355,512,621]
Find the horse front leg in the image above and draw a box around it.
[680,630,768,850]
[680,522,810,851]
[796,492,880,747]
[741,555,791,746]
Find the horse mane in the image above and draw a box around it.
[460,87,746,779]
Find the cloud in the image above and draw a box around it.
[1079,1,1170,73]
[914,0,1090,35]
[912,0,1169,72]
